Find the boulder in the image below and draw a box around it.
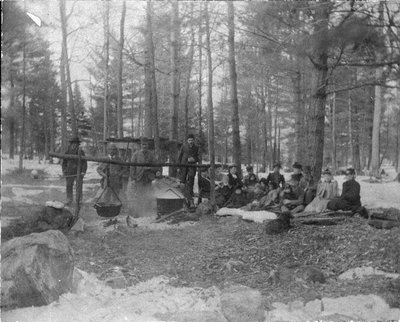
[2,205,75,241]
[220,284,265,322]
[1,230,74,310]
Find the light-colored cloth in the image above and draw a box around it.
[304,180,339,212]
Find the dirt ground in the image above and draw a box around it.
[2,167,400,310]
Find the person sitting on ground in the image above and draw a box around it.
[215,175,232,207]
[243,165,259,188]
[198,167,215,200]
[300,165,317,206]
[327,168,367,217]
[304,168,339,213]
[280,174,305,215]
[224,187,248,209]
[292,162,303,178]
[261,162,285,191]
[243,182,279,211]
[227,164,243,188]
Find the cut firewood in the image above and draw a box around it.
[369,208,400,222]
[154,208,185,223]
[368,219,400,229]
[295,217,345,225]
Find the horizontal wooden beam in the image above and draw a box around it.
[49,152,210,168]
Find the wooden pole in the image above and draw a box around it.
[49,152,210,168]
[74,150,83,224]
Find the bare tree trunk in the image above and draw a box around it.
[146,1,160,157]
[49,89,55,156]
[137,92,142,137]
[198,6,203,154]
[370,67,383,175]
[170,1,180,142]
[293,67,304,163]
[260,78,268,171]
[117,1,126,138]
[348,90,353,166]
[9,72,15,159]
[278,125,281,163]
[227,1,241,172]
[19,31,27,170]
[103,0,110,152]
[183,3,195,140]
[205,2,215,207]
[331,92,337,171]
[308,1,330,180]
[59,0,77,137]
[246,116,252,165]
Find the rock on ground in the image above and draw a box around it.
[1,230,74,310]
[220,284,265,322]
[2,205,75,241]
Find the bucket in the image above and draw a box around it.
[156,198,184,217]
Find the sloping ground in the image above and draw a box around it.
[67,207,400,309]
[2,159,400,320]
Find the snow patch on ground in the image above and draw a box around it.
[338,266,400,280]
[2,270,223,322]
[216,208,277,223]
[3,269,400,322]
[266,295,400,321]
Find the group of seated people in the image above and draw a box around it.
[198,162,367,217]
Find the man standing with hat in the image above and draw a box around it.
[130,137,162,215]
[62,137,87,205]
[177,134,199,208]
[97,144,124,202]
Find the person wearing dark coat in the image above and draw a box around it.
[243,165,259,188]
[262,163,285,190]
[227,164,243,190]
[178,134,200,207]
[327,168,366,215]
[62,137,88,205]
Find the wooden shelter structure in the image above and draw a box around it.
[105,136,182,163]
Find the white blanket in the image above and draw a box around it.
[216,208,277,223]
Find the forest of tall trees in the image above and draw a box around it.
[2,1,399,179]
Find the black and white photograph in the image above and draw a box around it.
[1,0,400,321]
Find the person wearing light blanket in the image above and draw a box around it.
[304,168,339,213]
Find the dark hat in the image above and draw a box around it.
[109,144,118,150]
[322,168,332,175]
[187,134,195,139]
[273,162,281,169]
[293,162,302,170]
[229,164,238,169]
[345,168,356,175]
[69,136,81,144]
[246,165,253,171]
[140,137,149,144]
[291,173,302,182]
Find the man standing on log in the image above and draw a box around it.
[62,137,87,205]
[327,168,367,217]
[177,134,199,208]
